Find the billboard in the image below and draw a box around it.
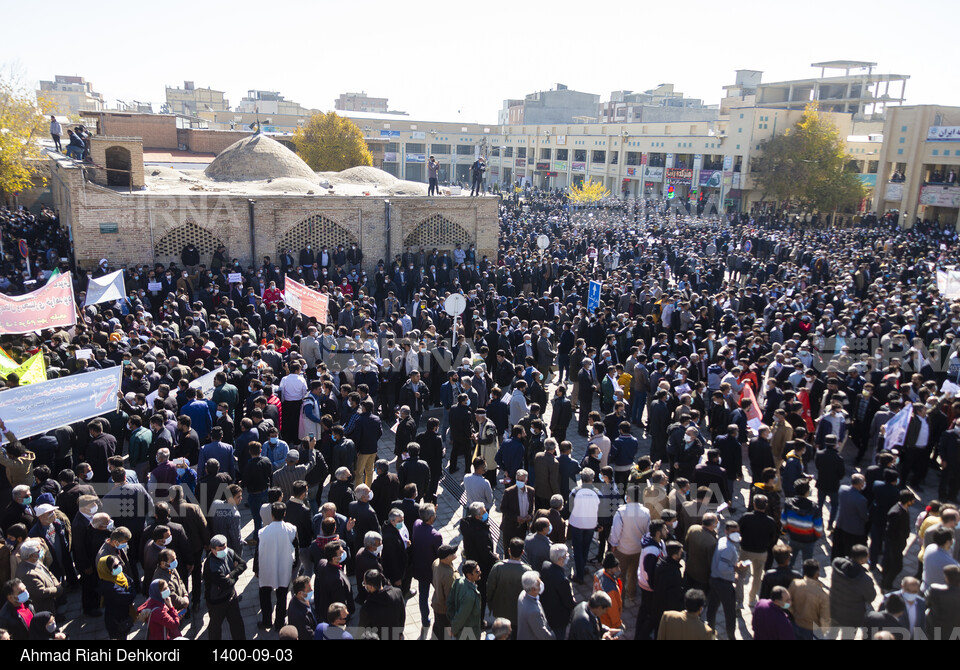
[666,168,694,185]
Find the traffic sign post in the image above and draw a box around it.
[587,280,602,313]
[18,239,29,277]
[444,293,466,349]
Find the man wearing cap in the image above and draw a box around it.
[203,534,247,640]
[272,440,318,501]
[28,502,74,588]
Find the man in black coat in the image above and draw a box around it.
[814,434,846,529]
[459,502,499,616]
[327,469,355,517]
[358,569,406,639]
[348,485,381,554]
[926,564,960,638]
[380,512,410,595]
[647,391,671,463]
[370,463,400,524]
[694,449,729,503]
[313,542,355,623]
[447,398,474,475]
[549,386,574,444]
[539,549,575,640]
[646,542,685,640]
[286,576,318,639]
[394,407,418,459]
[577,361,597,436]
[398,445,431,503]
[881,490,916,590]
[417,418,446,502]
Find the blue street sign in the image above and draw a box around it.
[588,280,601,312]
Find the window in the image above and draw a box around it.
[574,149,587,161]
[556,149,568,160]
[897,148,903,155]
[592,150,606,163]
[933,149,939,156]
[456,144,474,155]
[738,128,742,133]
[642,126,648,134]
[626,151,639,165]
[410,125,417,130]
[665,126,672,134]
[489,146,500,157]
[431,144,451,154]
[504,146,514,157]
[610,153,618,164]
[867,160,878,174]
[901,125,907,132]
[690,125,697,134]
[517,147,527,159]
[540,148,551,160]
[406,143,425,153]
[385,142,399,153]
[739,113,744,119]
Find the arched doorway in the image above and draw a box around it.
[104,146,131,187]
[403,214,472,255]
[153,220,224,267]
[277,214,358,260]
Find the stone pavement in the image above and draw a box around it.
[57,377,927,641]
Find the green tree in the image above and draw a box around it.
[753,103,866,218]
[0,73,49,197]
[293,112,373,172]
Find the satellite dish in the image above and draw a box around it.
[537,234,550,250]
[444,293,466,317]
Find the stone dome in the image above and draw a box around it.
[204,134,318,182]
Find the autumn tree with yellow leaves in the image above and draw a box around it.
[0,72,50,197]
[568,178,611,204]
[753,102,866,217]
[293,112,373,172]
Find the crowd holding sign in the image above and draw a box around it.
[0,367,121,443]
[284,275,329,323]
[83,269,126,306]
[0,271,76,334]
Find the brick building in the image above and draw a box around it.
[48,135,498,271]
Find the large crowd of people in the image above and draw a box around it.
[0,190,958,642]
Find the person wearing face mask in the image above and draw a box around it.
[706,520,746,641]
[203,534,247,640]
[96,553,137,640]
[152,548,189,619]
[751,585,795,640]
[137,578,181,640]
[312,541,354,627]
[516,569,555,640]
[0,577,35,640]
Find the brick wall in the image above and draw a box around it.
[51,156,498,273]
[178,128,253,155]
[97,114,178,150]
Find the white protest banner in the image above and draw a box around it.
[84,270,126,306]
[0,367,121,442]
[942,380,960,397]
[145,365,224,407]
[937,270,960,299]
[147,282,162,292]
[228,273,243,284]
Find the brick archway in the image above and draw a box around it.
[154,220,223,267]
[277,214,358,259]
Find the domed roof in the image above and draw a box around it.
[204,134,318,182]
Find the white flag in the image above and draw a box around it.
[883,405,913,450]
[84,270,126,306]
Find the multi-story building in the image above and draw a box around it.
[335,92,393,114]
[502,84,600,125]
[873,105,960,229]
[598,85,719,124]
[337,111,494,184]
[37,75,104,115]
[164,81,229,116]
[236,90,311,116]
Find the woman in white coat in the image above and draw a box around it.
[255,501,298,629]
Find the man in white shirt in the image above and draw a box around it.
[278,362,308,444]
[568,468,600,584]
[608,486,651,599]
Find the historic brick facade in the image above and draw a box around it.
[49,155,498,273]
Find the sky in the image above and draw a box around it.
[2,0,951,125]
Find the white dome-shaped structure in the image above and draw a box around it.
[204,134,318,182]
